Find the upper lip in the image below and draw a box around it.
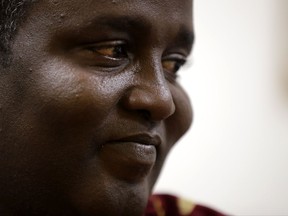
[110,133,162,147]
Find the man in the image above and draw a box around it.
[0,0,217,215]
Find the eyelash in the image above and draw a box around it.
[162,55,187,81]
[83,41,187,80]
[87,41,128,60]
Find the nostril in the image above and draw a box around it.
[139,109,151,121]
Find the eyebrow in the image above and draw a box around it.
[174,26,195,53]
[68,15,194,52]
[82,15,152,35]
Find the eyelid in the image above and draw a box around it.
[84,39,126,50]
[69,39,131,71]
[161,53,188,82]
[83,40,126,48]
[84,40,129,60]
[162,53,187,62]
[162,53,188,70]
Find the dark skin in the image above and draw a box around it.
[0,0,194,215]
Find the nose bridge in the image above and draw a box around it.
[123,56,175,121]
[141,61,171,104]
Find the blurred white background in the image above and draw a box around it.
[154,0,288,215]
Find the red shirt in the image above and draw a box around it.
[145,194,227,216]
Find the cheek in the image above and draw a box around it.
[166,84,193,144]
[9,59,134,164]
[29,60,125,131]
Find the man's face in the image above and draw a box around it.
[0,0,193,215]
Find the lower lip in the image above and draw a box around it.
[99,142,157,181]
[102,142,157,165]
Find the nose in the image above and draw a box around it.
[121,64,175,121]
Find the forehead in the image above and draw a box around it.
[37,0,193,18]
[25,0,193,38]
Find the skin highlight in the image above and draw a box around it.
[0,0,194,215]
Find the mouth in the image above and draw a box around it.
[113,133,161,147]
[99,133,161,181]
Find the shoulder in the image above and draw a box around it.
[145,194,227,216]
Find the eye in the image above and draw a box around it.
[74,40,130,69]
[162,54,187,81]
[87,40,128,60]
